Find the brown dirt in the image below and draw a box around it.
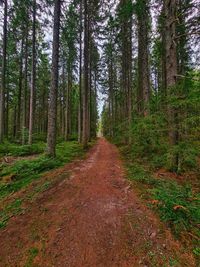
[0,138,196,267]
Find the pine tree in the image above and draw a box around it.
[46,0,61,157]
[0,0,8,143]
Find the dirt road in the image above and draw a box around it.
[0,138,195,267]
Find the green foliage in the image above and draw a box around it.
[127,162,200,238]
[127,162,159,186]
[25,247,39,267]
[0,142,45,157]
[193,247,200,257]
[151,182,200,234]
[0,141,84,200]
[130,114,167,158]
[166,141,200,173]
[56,141,84,162]
[102,71,200,174]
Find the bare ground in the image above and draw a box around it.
[0,138,196,267]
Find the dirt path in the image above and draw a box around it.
[0,138,196,267]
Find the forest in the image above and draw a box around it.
[0,0,200,266]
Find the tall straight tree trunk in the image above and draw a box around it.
[137,0,150,116]
[5,54,9,138]
[88,39,92,142]
[17,38,24,138]
[78,0,83,143]
[128,12,132,144]
[61,59,65,137]
[161,5,167,97]
[47,0,61,157]
[0,0,8,143]
[22,30,29,145]
[28,0,36,145]
[82,0,89,148]
[164,0,179,170]
[13,106,17,138]
[65,72,70,141]
[120,0,132,143]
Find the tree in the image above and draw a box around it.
[164,0,179,169]
[46,0,61,157]
[0,0,8,143]
[28,0,37,145]
[136,0,150,116]
[78,0,83,143]
[82,0,89,147]
[119,0,133,140]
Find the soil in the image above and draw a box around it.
[0,138,196,267]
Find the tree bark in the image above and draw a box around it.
[46,0,61,157]
[137,0,150,116]
[164,0,179,170]
[0,0,8,143]
[82,0,89,148]
[65,71,71,141]
[78,0,83,143]
[28,0,36,145]
[22,29,29,145]
[17,38,24,138]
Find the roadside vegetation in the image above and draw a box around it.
[0,141,84,199]
[0,142,45,158]
[0,141,87,228]
[119,144,200,261]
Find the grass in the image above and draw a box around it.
[0,141,85,200]
[25,247,39,267]
[0,198,23,228]
[0,181,53,229]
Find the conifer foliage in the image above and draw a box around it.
[0,0,199,167]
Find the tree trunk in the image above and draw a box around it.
[46,0,61,157]
[128,13,132,143]
[17,38,24,138]
[137,0,150,116]
[22,30,29,145]
[164,0,179,170]
[0,0,8,143]
[28,0,36,145]
[78,0,83,143]
[82,0,89,148]
[65,72,71,141]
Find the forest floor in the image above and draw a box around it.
[0,138,197,267]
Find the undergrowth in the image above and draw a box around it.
[0,199,23,228]
[0,141,87,229]
[126,160,200,260]
[0,141,84,200]
[0,142,45,157]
